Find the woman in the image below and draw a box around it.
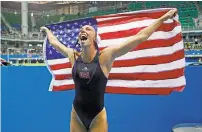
[41,9,177,132]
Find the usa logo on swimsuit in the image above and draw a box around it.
[79,67,90,79]
[79,72,90,79]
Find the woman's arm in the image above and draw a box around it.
[40,27,74,58]
[106,9,177,59]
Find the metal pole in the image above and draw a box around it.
[27,48,30,63]
[7,48,9,62]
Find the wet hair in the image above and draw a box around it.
[94,39,100,54]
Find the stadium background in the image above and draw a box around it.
[1,1,202,66]
[1,1,202,132]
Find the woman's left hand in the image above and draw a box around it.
[161,8,178,21]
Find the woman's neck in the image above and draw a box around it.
[81,44,97,63]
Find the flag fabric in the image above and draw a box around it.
[43,8,186,95]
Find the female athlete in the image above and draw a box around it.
[41,9,177,132]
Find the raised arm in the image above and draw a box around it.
[40,27,74,57]
[106,9,177,59]
[40,27,75,65]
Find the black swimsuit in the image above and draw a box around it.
[72,51,108,130]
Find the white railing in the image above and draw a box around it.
[1,33,45,42]
[182,26,202,32]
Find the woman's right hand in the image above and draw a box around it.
[40,26,49,33]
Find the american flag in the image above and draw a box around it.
[43,8,186,95]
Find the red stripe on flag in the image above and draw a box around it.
[113,49,185,67]
[54,68,184,81]
[55,74,72,80]
[52,84,75,91]
[97,14,179,28]
[99,22,180,40]
[97,16,152,27]
[52,84,185,94]
[135,33,182,50]
[50,62,71,70]
[95,10,169,19]
[105,85,185,95]
[54,67,184,81]
[98,33,182,51]
[108,68,184,80]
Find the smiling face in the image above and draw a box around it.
[78,25,96,47]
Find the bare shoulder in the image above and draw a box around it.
[68,49,81,67]
[74,50,81,58]
[99,47,115,66]
[99,47,116,77]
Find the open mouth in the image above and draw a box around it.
[80,34,88,43]
[81,35,88,40]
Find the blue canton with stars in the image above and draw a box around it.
[45,18,97,60]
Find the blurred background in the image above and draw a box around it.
[1,2,202,132]
[1,1,202,66]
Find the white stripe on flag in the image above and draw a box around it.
[98,19,176,34]
[52,76,185,88]
[52,68,72,75]
[51,58,185,75]
[48,58,70,65]
[108,8,174,15]
[110,58,185,73]
[106,76,185,88]
[96,8,178,22]
[96,16,129,22]
[99,26,182,47]
[116,40,183,60]
[53,79,74,86]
